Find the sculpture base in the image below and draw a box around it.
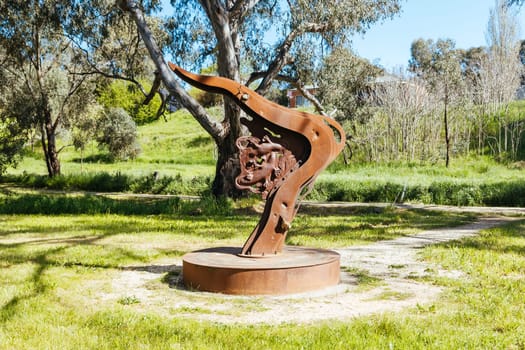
[182,246,340,295]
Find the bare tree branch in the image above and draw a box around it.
[228,0,260,22]
[120,0,225,143]
[143,72,169,120]
[143,70,161,104]
[295,83,327,116]
[245,71,297,86]
[70,68,149,96]
[255,30,298,95]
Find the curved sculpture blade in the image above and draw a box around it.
[169,63,346,256]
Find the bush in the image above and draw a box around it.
[96,108,141,160]
[189,88,222,107]
[308,178,525,207]
[3,170,525,207]
[0,117,26,175]
[481,181,525,206]
[1,172,132,192]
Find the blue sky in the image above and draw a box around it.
[351,0,525,70]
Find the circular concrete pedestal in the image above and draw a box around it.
[182,246,340,295]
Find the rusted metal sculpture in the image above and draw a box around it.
[169,63,345,257]
[235,135,299,200]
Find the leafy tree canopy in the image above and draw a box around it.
[316,47,383,123]
[97,80,163,125]
[167,0,401,90]
[0,0,164,176]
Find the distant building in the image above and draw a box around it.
[287,85,317,108]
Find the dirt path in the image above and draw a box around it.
[99,216,519,324]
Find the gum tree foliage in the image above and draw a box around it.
[0,50,26,174]
[119,0,402,197]
[0,115,26,175]
[316,47,383,128]
[0,0,163,177]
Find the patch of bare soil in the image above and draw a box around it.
[89,217,517,324]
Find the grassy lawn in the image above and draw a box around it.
[1,197,524,348]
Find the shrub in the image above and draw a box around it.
[310,179,525,207]
[481,181,525,206]
[96,108,141,160]
[0,117,25,175]
[3,170,525,207]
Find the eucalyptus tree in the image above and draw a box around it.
[0,0,162,177]
[0,49,25,174]
[480,0,521,113]
[409,38,465,167]
[119,0,402,197]
[0,0,89,176]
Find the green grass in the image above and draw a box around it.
[289,206,476,247]
[1,209,524,349]
[325,155,525,187]
[0,191,477,246]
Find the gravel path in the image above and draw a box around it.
[336,217,513,279]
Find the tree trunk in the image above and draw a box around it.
[40,114,61,177]
[199,0,245,197]
[122,1,242,197]
[213,133,240,197]
[212,97,243,197]
[444,93,451,168]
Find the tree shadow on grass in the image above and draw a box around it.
[0,229,159,323]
